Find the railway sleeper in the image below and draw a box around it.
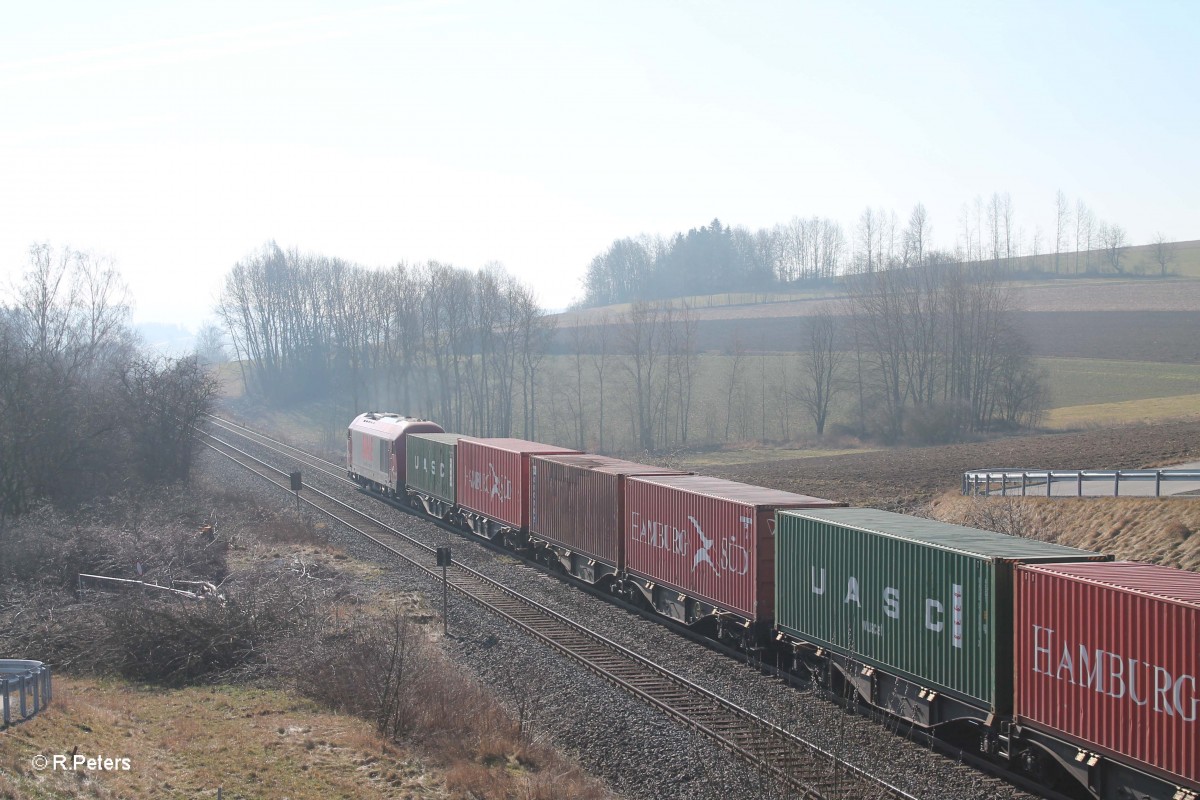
[527,540,620,588]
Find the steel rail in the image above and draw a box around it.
[200,426,914,800]
[207,415,1060,800]
[204,415,348,481]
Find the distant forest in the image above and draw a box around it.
[578,192,1171,307]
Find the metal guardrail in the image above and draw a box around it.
[1,659,52,728]
[962,469,1200,497]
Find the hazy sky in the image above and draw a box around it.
[2,1,1197,328]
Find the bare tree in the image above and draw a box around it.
[845,263,1045,442]
[1001,193,1015,264]
[987,193,1003,268]
[1100,223,1129,274]
[665,301,699,446]
[1054,190,1071,274]
[119,355,220,483]
[957,202,975,263]
[1151,232,1175,277]
[193,322,228,365]
[565,323,589,451]
[722,332,748,441]
[586,315,613,452]
[855,208,878,274]
[1073,199,1087,273]
[512,282,556,439]
[795,309,845,437]
[904,203,930,267]
[1081,204,1097,272]
[619,301,665,451]
[1,245,142,517]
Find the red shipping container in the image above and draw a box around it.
[529,455,688,567]
[625,475,840,622]
[456,438,579,530]
[1015,562,1200,790]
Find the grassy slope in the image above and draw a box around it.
[1037,357,1200,428]
[929,493,1200,571]
[557,242,1200,327]
[1039,358,1200,410]
[0,679,445,800]
[1045,394,1200,429]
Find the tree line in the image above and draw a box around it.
[841,261,1046,442]
[579,191,1172,308]
[581,217,845,307]
[0,244,218,522]
[215,239,1047,455]
[217,242,555,438]
[552,260,1044,453]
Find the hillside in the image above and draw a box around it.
[929,493,1200,572]
[555,276,1200,365]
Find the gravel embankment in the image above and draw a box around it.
[198,443,1036,800]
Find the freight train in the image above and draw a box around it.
[347,411,1199,800]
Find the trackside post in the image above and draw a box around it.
[436,546,452,635]
[289,471,302,514]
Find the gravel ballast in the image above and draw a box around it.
[198,441,1039,800]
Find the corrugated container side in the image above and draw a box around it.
[625,475,838,621]
[405,433,462,504]
[456,438,579,529]
[392,422,443,485]
[775,507,1107,713]
[1015,562,1200,789]
[528,455,687,567]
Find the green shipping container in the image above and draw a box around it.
[775,508,1108,714]
[406,433,462,504]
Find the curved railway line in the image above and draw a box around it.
[200,416,915,800]
[203,415,1085,800]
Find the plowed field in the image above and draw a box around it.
[704,419,1200,511]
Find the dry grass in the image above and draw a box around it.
[212,362,246,400]
[928,492,1200,571]
[0,481,616,800]
[1038,358,1200,409]
[1044,393,1200,430]
[0,678,448,799]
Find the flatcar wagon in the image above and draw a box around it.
[624,475,841,644]
[346,411,1198,800]
[454,437,580,543]
[774,507,1109,730]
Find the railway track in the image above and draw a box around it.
[200,417,915,800]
